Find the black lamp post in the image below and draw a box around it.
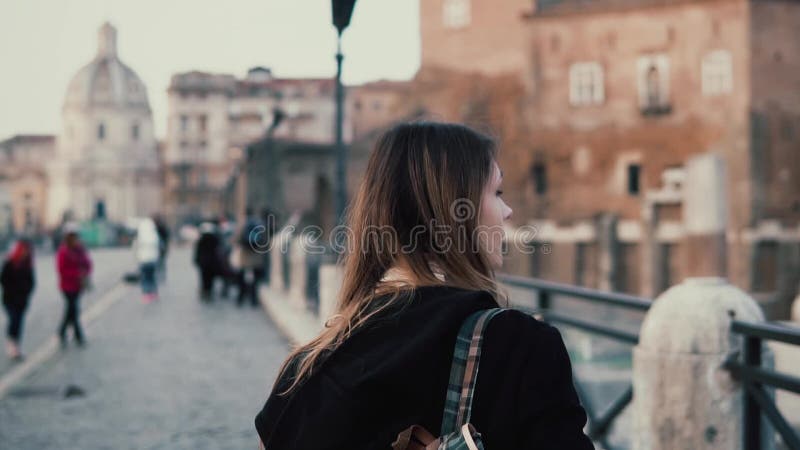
[332,0,356,227]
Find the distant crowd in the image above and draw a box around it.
[0,208,279,362]
[1,223,96,361]
[192,207,277,307]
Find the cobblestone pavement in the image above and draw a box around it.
[0,246,290,450]
[0,247,137,375]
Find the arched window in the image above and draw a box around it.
[646,65,660,106]
[637,54,671,114]
[702,50,733,96]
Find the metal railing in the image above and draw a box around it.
[724,320,800,450]
[500,273,800,450]
[498,273,652,449]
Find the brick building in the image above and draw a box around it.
[513,0,800,316]
[0,135,55,236]
[354,0,800,317]
[419,0,533,75]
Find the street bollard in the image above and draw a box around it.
[791,286,800,323]
[288,235,309,310]
[632,277,769,450]
[270,230,288,292]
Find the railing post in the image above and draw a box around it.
[537,289,551,313]
[632,277,766,450]
[743,335,763,450]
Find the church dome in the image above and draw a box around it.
[63,23,150,111]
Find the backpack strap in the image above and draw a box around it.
[440,308,506,436]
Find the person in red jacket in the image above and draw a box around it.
[56,228,92,347]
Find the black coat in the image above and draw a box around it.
[255,285,594,450]
[1,260,35,306]
[193,233,221,271]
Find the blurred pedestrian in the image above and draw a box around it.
[51,227,62,252]
[193,222,221,301]
[153,214,170,282]
[218,220,237,299]
[1,239,35,360]
[237,208,265,307]
[56,226,92,347]
[133,218,161,303]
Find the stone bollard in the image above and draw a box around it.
[270,230,289,292]
[318,263,344,327]
[288,235,309,309]
[792,287,800,323]
[632,277,768,450]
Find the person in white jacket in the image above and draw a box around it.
[133,217,162,303]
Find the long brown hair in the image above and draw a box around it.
[275,121,508,395]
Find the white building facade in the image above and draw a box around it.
[47,22,160,226]
[163,67,348,226]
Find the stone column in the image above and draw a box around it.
[596,212,619,291]
[683,153,728,277]
[632,277,767,449]
[640,197,659,298]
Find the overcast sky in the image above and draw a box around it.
[0,0,421,140]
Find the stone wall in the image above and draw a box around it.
[420,0,533,76]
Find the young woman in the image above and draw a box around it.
[56,229,92,347]
[254,122,594,449]
[1,239,35,360]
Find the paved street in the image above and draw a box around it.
[0,246,290,450]
[0,246,137,375]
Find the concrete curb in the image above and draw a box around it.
[259,285,321,346]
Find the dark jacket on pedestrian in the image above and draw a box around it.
[1,259,35,305]
[56,244,91,294]
[155,221,170,258]
[194,232,221,272]
[255,285,594,450]
[238,217,265,270]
